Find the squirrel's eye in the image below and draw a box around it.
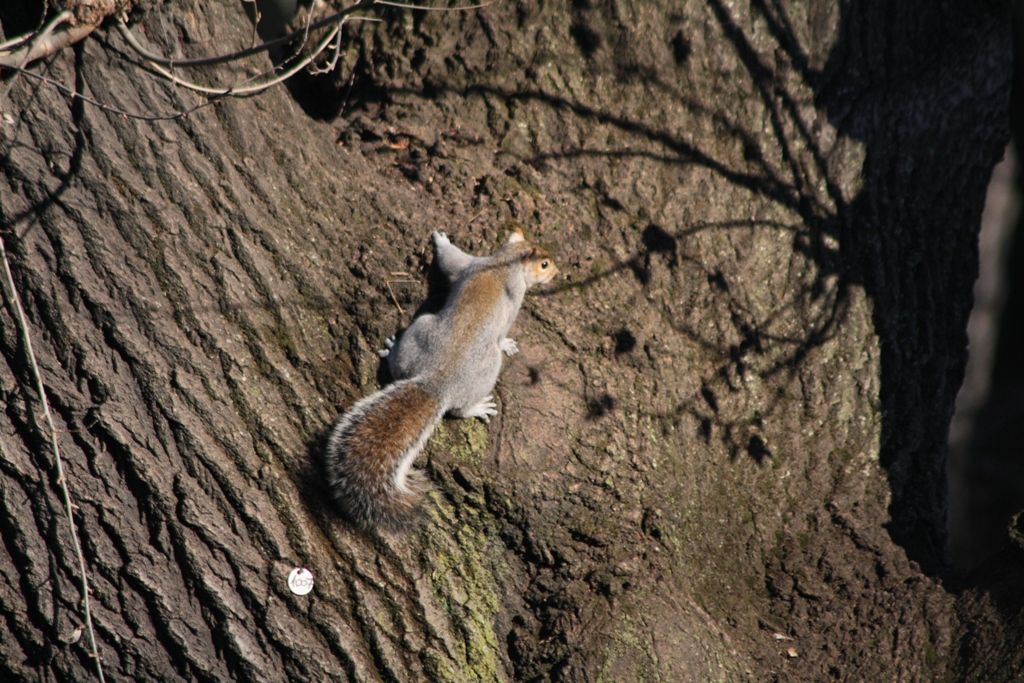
[541,260,550,269]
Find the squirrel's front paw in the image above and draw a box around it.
[500,337,519,356]
[432,231,451,248]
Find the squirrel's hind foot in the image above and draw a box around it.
[500,337,519,356]
[377,335,395,358]
[456,395,498,423]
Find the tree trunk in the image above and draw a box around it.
[0,1,1016,681]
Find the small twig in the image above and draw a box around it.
[308,24,345,75]
[240,0,262,48]
[463,208,486,228]
[384,280,405,314]
[372,0,496,10]
[298,0,322,54]
[338,68,358,116]
[0,236,106,683]
[384,272,417,314]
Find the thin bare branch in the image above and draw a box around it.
[0,22,98,69]
[241,0,262,48]
[0,0,51,51]
[0,11,97,69]
[372,0,497,11]
[116,15,379,98]
[0,235,107,683]
[0,30,34,52]
[111,1,377,69]
[308,23,345,75]
[1,62,223,121]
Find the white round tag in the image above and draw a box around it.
[287,567,314,596]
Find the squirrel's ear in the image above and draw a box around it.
[507,229,525,244]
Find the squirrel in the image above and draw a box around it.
[325,229,558,529]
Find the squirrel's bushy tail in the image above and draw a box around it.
[325,379,444,529]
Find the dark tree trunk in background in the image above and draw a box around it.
[0,1,1017,681]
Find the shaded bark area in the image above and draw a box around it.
[949,9,1024,681]
[0,1,1014,682]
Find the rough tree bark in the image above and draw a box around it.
[0,1,1017,681]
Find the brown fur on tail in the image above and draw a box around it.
[325,379,444,529]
